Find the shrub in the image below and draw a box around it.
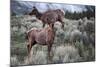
[69,29,82,43]
[28,50,47,65]
[53,45,80,63]
[10,56,19,66]
[74,41,95,61]
[84,21,95,35]
[83,17,88,22]
[81,32,90,46]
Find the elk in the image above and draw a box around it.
[29,7,65,29]
[26,23,55,62]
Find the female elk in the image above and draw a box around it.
[29,7,65,29]
[26,23,55,62]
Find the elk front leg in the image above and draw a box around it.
[27,44,30,54]
[28,39,33,57]
[47,44,52,63]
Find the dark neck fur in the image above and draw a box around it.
[36,12,42,20]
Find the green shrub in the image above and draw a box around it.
[74,41,95,61]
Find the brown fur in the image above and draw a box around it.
[26,24,55,61]
[29,7,65,29]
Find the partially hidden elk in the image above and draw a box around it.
[26,23,55,62]
[29,7,65,29]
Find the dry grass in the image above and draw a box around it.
[53,45,80,63]
[10,15,95,66]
